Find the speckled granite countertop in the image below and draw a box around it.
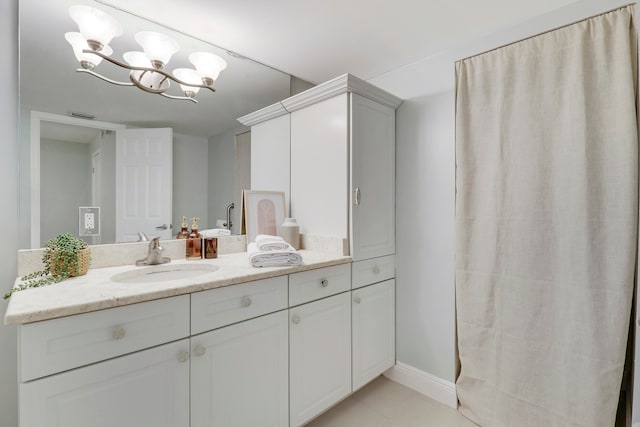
[4,250,351,326]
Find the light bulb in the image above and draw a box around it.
[123,51,169,93]
[189,52,227,85]
[173,68,202,97]
[65,32,113,70]
[69,5,123,51]
[135,31,179,69]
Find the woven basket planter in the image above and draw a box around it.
[50,247,91,277]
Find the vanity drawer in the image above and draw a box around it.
[191,276,288,335]
[19,295,190,382]
[289,263,351,306]
[352,255,395,289]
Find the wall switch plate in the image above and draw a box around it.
[79,207,100,236]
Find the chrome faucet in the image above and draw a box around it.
[136,237,171,266]
[224,202,234,230]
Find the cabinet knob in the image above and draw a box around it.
[354,187,361,206]
[354,296,362,304]
[177,351,190,363]
[112,326,126,340]
[291,314,301,325]
[241,296,252,307]
[320,279,329,288]
[373,265,380,275]
[194,345,206,357]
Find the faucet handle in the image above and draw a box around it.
[149,236,163,251]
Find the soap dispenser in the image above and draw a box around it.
[186,217,202,260]
[176,216,189,239]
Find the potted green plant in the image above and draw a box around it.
[4,233,91,299]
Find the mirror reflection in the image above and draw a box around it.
[19,0,297,248]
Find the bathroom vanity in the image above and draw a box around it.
[6,251,394,427]
[7,73,401,426]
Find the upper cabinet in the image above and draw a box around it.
[239,74,402,261]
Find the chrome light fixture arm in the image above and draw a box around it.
[79,49,216,102]
[76,68,134,87]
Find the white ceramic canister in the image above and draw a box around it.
[280,218,300,250]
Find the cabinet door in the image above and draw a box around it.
[290,93,349,239]
[289,292,352,427]
[20,339,190,427]
[352,279,396,391]
[190,311,289,427]
[350,93,396,261]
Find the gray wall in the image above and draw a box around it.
[208,127,243,231]
[173,133,209,232]
[40,138,92,245]
[90,131,117,244]
[1,1,19,426]
[395,92,456,380]
[370,0,634,383]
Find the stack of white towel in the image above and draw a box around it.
[248,234,302,267]
[200,228,231,238]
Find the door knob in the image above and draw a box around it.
[112,326,126,340]
[156,224,169,230]
[194,345,206,357]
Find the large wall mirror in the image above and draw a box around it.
[19,0,298,248]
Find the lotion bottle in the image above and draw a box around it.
[186,217,202,259]
[176,216,189,239]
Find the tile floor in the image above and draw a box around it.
[305,376,477,427]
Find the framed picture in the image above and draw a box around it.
[242,190,286,243]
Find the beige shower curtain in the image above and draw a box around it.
[455,6,638,427]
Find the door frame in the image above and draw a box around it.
[29,111,125,248]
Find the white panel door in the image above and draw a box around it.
[290,94,349,238]
[350,93,396,261]
[19,339,190,427]
[352,279,396,391]
[190,311,289,427]
[289,292,351,427]
[116,128,172,242]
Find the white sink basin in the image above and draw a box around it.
[111,264,219,284]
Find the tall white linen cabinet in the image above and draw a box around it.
[240,73,401,426]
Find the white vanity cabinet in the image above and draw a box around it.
[290,91,396,262]
[352,279,396,391]
[20,339,191,427]
[190,311,289,427]
[18,295,192,427]
[189,276,289,427]
[289,292,352,427]
[239,73,402,262]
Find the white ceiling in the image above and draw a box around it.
[100,0,579,84]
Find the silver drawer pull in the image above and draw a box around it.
[354,187,361,206]
[194,345,206,357]
[177,351,190,363]
[291,314,301,325]
[354,296,362,304]
[320,279,329,288]
[373,265,380,275]
[112,326,126,340]
[241,296,252,307]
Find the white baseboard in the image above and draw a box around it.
[383,362,458,409]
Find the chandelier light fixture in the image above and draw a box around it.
[65,5,227,103]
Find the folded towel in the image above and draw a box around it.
[255,234,291,251]
[248,242,302,267]
[200,228,231,238]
